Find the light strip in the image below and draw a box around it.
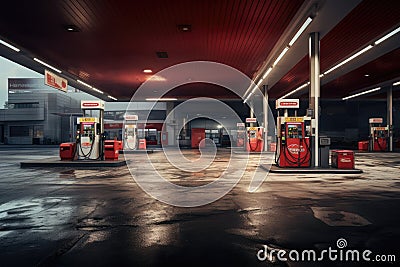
[146,98,177,101]
[324,45,373,75]
[342,87,381,100]
[108,95,117,101]
[256,78,264,87]
[375,26,400,45]
[91,87,104,94]
[262,67,273,79]
[0,39,20,52]
[279,81,310,100]
[33,58,62,73]
[393,81,400,86]
[77,79,92,88]
[273,47,289,67]
[288,17,313,46]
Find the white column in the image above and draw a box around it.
[262,85,269,151]
[387,86,393,152]
[309,32,320,167]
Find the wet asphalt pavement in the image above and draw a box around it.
[0,147,399,266]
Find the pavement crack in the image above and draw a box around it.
[36,233,86,267]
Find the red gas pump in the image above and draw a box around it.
[368,118,388,152]
[276,117,311,167]
[246,127,264,152]
[191,128,205,148]
[236,123,245,147]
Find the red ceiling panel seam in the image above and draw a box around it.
[65,0,92,30]
[230,1,253,63]
[235,0,263,62]
[245,0,273,58]
[225,0,244,64]
[238,0,267,70]
[245,0,280,76]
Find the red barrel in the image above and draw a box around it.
[104,140,119,160]
[60,143,76,160]
[331,150,355,169]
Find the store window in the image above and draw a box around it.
[10,126,31,137]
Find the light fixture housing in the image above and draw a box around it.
[33,58,62,73]
[342,87,381,100]
[288,17,313,47]
[91,87,104,94]
[393,81,400,86]
[77,79,92,88]
[0,39,20,52]
[273,47,289,67]
[146,98,177,101]
[374,26,400,45]
[324,45,373,75]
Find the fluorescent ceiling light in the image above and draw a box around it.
[0,39,20,52]
[273,47,289,67]
[91,87,104,94]
[143,69,152,73]
[262,67,273,79]
[77,79,92,88]
[342,87,381,100]
[33,58,62,73]
[324,45,373,75]
[108,95,117,101]
[146,98,177,101]
[257,78,264,87]
[375,26,400,45]
[289,17,313,47]
[393,81,400,86]
[279,81,310,100]
[319,74,324,78]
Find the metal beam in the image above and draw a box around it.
[309,32,320,167]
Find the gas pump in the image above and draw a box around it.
[275,117,311,167]
[76,100,105,160]
[123,114,138,150]
[245,118,264,152]
[369,118,388,152]
[274,99,312,168]
[236,123,246,147]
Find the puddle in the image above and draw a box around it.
[311,207,371,226]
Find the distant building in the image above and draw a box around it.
[0,78,85,144]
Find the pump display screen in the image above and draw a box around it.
[287,124,302,139]
[82,123,95,136]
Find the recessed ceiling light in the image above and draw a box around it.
[178,24,192,32]
[364,74,370,77]
[143,69,152,73]
[65,25,80,32]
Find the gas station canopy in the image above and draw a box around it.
[0,0,399,101]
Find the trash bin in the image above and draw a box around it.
[331,150,355,169]
[358,141,369,151]
[138,139,147,150]
[319,136,330,168]
[104,140,119,160]
[269,142,276,152]
[60,142,76,160]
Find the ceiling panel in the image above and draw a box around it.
[0,0,304,100]
[269,0,400,99]
[322,48,400,99]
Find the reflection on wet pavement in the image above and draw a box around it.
[0,147,399,266]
